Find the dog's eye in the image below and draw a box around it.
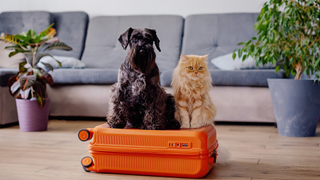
[198,67,203,70]
[188,66,193,70]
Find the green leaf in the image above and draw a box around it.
[242,54,247,61]
[8,51,18,57]
[19,75,37,91]
[35,92,46,108]
[56,60,62,68]
[26,29,37,39]
[5,44,30,53]
[37,23,55,39]
[43,42,72,51]
[0,34,24,46]
[232,52,236,60]
[41,62,54,71]
[19,62,28,74]
[275,66,281,73]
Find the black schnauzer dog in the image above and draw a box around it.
[107,27,180,130]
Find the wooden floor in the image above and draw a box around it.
[0,120,319,180]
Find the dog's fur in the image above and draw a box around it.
[107,27,180,130]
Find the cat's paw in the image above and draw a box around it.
[190,123,202,129]
[180,123,190,129]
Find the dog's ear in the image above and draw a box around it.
[118,27,133,50]
[149,29,161,52]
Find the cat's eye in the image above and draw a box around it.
[188,66,193,70]
[198,67,204,70]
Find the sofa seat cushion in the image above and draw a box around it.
[0,68,18,87]
[181,13,259,70]
[81,15,184,72]
[50,68,118,85]
[160,69,285,87]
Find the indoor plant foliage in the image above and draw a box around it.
[0,24,72,107]
[233,0,320,80]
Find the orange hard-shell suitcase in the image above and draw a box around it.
[78,124,218,178]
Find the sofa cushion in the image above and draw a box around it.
[50,68,118,85]
[160,69,285,87]
[211,52,275,70]
[38,56,86,72]
[181,13,259,70]
[0,41,25,68]
[0,11,52,34]
[81,15,184,72]
[0,68,18,87]
[48,12,89,59]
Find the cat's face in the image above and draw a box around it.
[178,54,209,80]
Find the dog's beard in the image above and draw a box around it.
[127,44,156,74]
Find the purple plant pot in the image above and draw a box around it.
[16,98,50,132]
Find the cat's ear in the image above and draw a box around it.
[203,54,209,61]
[180,54,188,62]
[118,27,133,50]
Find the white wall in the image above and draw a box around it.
[0,0,266,18]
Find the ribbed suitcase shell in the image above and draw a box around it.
[79,125,218,178]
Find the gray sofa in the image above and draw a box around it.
[0,11,283,126]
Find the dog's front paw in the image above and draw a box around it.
[146,124,165,130]
[107,120,126,129]
[138,124,146,129]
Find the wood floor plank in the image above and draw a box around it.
[0,120,319,180]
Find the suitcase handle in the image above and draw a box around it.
[209,149,217,165]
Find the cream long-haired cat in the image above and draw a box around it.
[172,54,230,165]
[172,54,216,129]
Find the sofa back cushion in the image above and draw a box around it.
[49,12,89,59]
[81,15,184,72]
[0,11,52,34]
[0,11,52,69]
[181,13,259,69]
[0,41,25,68]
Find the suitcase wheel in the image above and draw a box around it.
[81,156,93,172]
[78,129,91,141]
[82,166,90,172]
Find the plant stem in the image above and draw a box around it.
[293,61,304,80]
[30,86,34,98]
[32,45,38,67]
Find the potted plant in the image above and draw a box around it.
[233,0,320,137]
[0,24,72,131]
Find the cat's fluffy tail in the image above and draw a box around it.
[216,142,230,165]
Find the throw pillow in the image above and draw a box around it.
[211,52,274,70]
[0,41,25,68]
[38,56,86,72]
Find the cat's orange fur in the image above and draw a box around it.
[172,54,217,128]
